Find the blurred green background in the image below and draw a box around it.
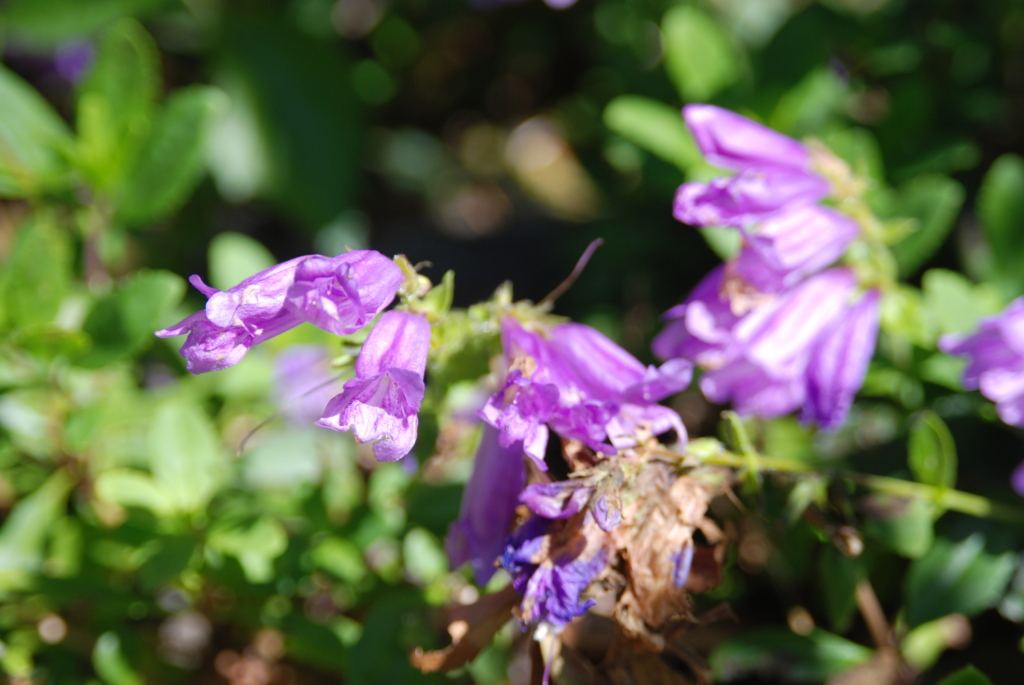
[3,0,1024,683]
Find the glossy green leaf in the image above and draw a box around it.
[908,410,957,490]
[977,153,1024,297]
[602,95,700,171]
[710,628,873,682]
[0,217,73,329]
[208,231,277,291]
[0,65,74,196]
[905,534,1016,627]
[93,632,142,685]
[862,494,934,559]
[78,269,186,367]
[77,19,159,189]
[147,399,228,514]
[937,665,994,685]
[118,86,227,225]
[890,174,966,277]
[661,6,740,102]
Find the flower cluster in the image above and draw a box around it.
[157,250,431,461]
[656,105,881,429]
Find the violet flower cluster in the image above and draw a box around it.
[940,299,1024,494]
[157,250,431,461]
[656,105,880,429]
[447,317,691,628]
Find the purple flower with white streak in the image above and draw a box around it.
[157,250,402,374]
[446,425,527,585]
[940,299,1024,495]
[317,310,430,461]
[481,318,691,466]
[674,104,830,229]
[657,268,881,429]
[501,514,608,628]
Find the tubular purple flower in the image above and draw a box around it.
[482,318,691,462]
[940,298,1024,427]
[673,169,829,228]
[683,104,810,172]
[157,251,403,374]
[316,310,431,461]
[730,205,860,294]
[652,266,740,368]
[274,345,345,424]
[446,425,527,585]
[802,289,881,429]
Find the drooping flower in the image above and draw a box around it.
[481,318,691,466]
[501,513,608,628]
[674,104,830,229]
[658,268,880,428]
[446,425,527,585]
[156,251,402,374]
[317,310,431,461]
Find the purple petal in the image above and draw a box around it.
[652,266,739,366]
[606,404,687,449]
[802,289,881,430]
[1012,460,1024,497]
[205,256,308,328]
[700,360,806,419]
[622,358,693,404]
[354,310,431,378]
[671,544,694,589]
[683,104,809,172]
[480,372,559,469]
[274,345,345,424]
[592,494,621,532]
[446,425,527,585]
[673,168,829,228]
[520,482,592,519]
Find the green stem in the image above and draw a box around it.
[678,447,1024,527]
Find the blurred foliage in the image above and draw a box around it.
[2,0,1024,683]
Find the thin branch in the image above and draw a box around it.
[538,238,603,309]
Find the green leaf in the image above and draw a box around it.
[699,227,742,259]
[147,399,228,514]
[2,0,167,46]
[977,153,1024,297]
[93,468,175,516]
[208,231,277,291]
[922,269,1004,337]
[312,537,368,584]
[402,528,448,586]
[862,494,934,559]
[0,470,75,591]
[821,127,885,183]
[820,546,865,632]
[709,628,873,682]
[908,410,957,490]
[78,269,186,367]
[93,632,142,685]
[0,65,74,196]
[602,95,700,171]
[77,18,159,189]
[0,216,73,329]
[889,174,966,277]
[421,270,455,316]
[880,284,933,348]
[770,67,847,137]
[117,86,227,225]
[902,615,973,671]
[207,516,288,584]
[905,534,1016,627]
[937,665,994,685]
[661,6,740,102]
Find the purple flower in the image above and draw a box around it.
[940,298,1024,428]
[520,481,592,520]
[502,515,608,627]
[273,345,346,424]
[674,104,831,229]
[446,425,527,585]
[157,251,402,374]
[802,289,881,429]
[674,169,829,228]
[316,310,430,461]
[684,104,811,172]
[481,318,691,465]
[658,268,879,429]
[730,205,860,295]
[54,41,94,83]
[652,265,741,369]
[670,544,694,589]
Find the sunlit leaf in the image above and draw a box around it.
[977,153,1024,298]
[147,399,228,514]
[0,216,73,329]
[661,6,740,102]
[908,410,957,490]
[208,231,277,291]
[770,67,846,137]
[93,632,142,685]
[603,95,700,171]
[0,470,75,590]
[207,516,288,583]
[889,174,965,277]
